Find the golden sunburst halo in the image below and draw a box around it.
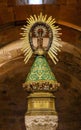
[21,12,62,64]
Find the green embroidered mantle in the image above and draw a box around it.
[23,56,60,92]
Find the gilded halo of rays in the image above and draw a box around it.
[21,13,62,64]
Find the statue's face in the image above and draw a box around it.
[29,22,53,52]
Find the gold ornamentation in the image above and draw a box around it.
[27,92,57,115]
[21,13,62,64]
[23,81,60,92]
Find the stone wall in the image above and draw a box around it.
[0,1,81,130]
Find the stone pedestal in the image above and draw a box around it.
[25,92,58,130]
[25,115,58,130]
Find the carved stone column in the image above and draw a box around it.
[25,115,58,130]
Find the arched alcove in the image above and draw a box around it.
[0,1,81,129]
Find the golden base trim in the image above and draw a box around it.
[23,81,60,92]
